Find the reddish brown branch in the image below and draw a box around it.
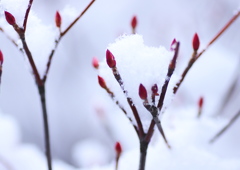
[173,10,240,94]
[23,0,34,32]
[112,67,145,138]
[158,42,180,110]
[61,0,96,37]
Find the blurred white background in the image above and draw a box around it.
[0,0,240,168]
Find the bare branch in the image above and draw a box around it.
[23,0,34,32]
[61,0,96,37]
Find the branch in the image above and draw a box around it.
[210,110,240,143]
[173,10,240,94]
[23,0,34,32]
[61,0,96,37]
[158,42,180,111]
[112,67,145,138]
[42,0,95,82]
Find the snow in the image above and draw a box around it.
[99,34,179,130]
[0,0,240,170]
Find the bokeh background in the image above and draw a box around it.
[0,0,240,168]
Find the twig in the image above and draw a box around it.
[112,67,144,138]
[0,27,24,54]
[23,0,34,32]
[173,10,240,94]
[61,0,96,37]
[42,0,96,82]
[210,110,240,143]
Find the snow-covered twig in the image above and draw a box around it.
[173,10,240,94]
[210,110,240,143]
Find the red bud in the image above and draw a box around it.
[115,142,122,155]
[55,11,62,28]
[139,84,147,100]
[106,49,116,68]
[4,11,16,26]
[131,16,137,30]
[92,57,99,69]
[0,51,3,65]
[170,38,177,51]
[198,97,203,108]
[192,33,200,51]
[151,84,158,95]
[98,76,107,89]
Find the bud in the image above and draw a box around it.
[139,83,147,100]
[131,16,137,30]
[92,57,99,69]
[4,11,16,26]
[170,38,177,51]
[151,84,159,95]
[192,33,200,51]
[198,96,204,109]
[98,76,107,89]
[0,50,3,65]
[55,11,62,28]
[106,49,116,68]
[115,142,122,155]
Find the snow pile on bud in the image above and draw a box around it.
[99,34,178,130]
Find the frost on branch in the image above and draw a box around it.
[98,34,179,130]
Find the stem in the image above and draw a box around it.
[23,0,34,32]
[112,67,144,138]
[139,140,149,170]
[42,37,61,83]
[61,0,96,37]
[210,110,240,143]
[38,85,52,170]
[173,10,240,94]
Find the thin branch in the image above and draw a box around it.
[173,10,240,94]
[104,84,139,134]
[112,67,145,138]
[61,0,96,37]
[42,36,61,83]
[43,0,95,82]
[158,42,180,111]
[23,0,34,32]
[210,110,240,143]
[0,27,24,54]
[17,28,42,86]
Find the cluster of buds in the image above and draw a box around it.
[97,39,180,148]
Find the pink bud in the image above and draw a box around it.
[0,50,3,65]
[192,33,200,51]
[131,16,137,30]
[106,49,116,68]
[4,11,16,26]
[115,142,122,155]
[55,11,62,28]
[151,84,159,95]
[139,84,147,100]
[92,57,99,69]
[98,76,107,89]
[198,97,204,108]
